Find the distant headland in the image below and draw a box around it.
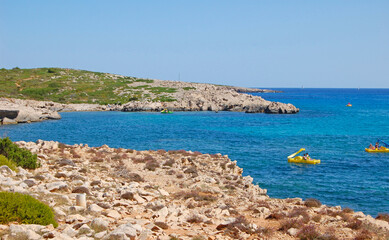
[0,68,298,125]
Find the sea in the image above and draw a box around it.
[1,88,388,216]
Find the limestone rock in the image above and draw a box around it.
[46,181,68,192]
[91,218,109,232]
[72,186,91,195]
[1,117,17,124]
[107,223,138,239]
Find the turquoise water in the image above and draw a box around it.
[1,88,388,216]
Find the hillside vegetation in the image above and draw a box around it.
[0,68,177,105]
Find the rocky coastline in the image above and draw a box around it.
[0,140,388,239]
[0,84,298,125]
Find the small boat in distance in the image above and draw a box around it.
[287,148,320,164]
[365,139,389,153]
[161,109,173,114]
[346,103,352,107]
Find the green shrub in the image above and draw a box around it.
[0,137,39,169]
[0,155,17,172]
[0,192,58,227]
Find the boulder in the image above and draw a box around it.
[264,102,299,114]
[1,117,17,124]
[46,181,68,192]
[107,223,138,239]
[91,218,109,232]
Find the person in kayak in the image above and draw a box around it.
[369,143,375,150]
[375,142,380,149]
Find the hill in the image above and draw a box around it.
[0,67,273,105]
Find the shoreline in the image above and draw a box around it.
[0,140,387,239]
[0,90,299,125]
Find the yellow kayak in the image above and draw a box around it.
[287,148,321,164]
[365,147,389,153]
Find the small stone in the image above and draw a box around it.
[94,230,107,239]
[121,192,134,200]
[108,223,137,239]
[107,210,122,219]
[55,172,67,178]
[138,229,151,240]
[154,221,169,229]
[69,206,85,212]
[78,224,92,235]
[46,181,68,192]
[89,204,104,213]
[97,202,111,209]
[72,186,90,195]
[91,218,109,232]
[65,214,86,224]
[9,225,41,240]
[34,174,45,181]
[42,232,55,238]
[288,227,298,236]
[57,159,75,166]
[91,180,101,186]
[54,207,67,217]
[23,179,37,187]
[63,226,77,237]
[0,165,15,176]
[133,193,146,203]
[158,188,170,196]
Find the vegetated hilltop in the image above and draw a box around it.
[0,67,299,114]
[0,140,387,239]
[0,67,268,105]
[0,67,163,105]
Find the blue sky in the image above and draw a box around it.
[1,1,388,88]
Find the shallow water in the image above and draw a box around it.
[1,88,388,216]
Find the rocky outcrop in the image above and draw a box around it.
[0,98,61,124]
[0,98,109,125]
[1,82,298,126]
[121,84,299,114]
[0,140,387,240]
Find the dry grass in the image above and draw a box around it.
[312,214,322,223]
[304,198,322,208]
[354,229,372,240]
[376,213,389,223]
[278,219,302,232]
[297,224,320,240]
[163,158,175,167]
[174,190,217,202]
[342,207,354,214]
[144,160,160,171]
[288,207,310,224]
[266,212,286,220]
[346,218,362,230]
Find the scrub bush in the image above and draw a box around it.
[304,198,322,208]
[0,192,58,227]
[0,154,17,171]
[0,137,39,169]
[376,213,389,223]
[297,225,320,240]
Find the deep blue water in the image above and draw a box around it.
[1,88,388,216]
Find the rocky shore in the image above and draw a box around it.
[0,140,388,239]
[0,83,298,125]
[119,83,297,114]
[0,98,106,125]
